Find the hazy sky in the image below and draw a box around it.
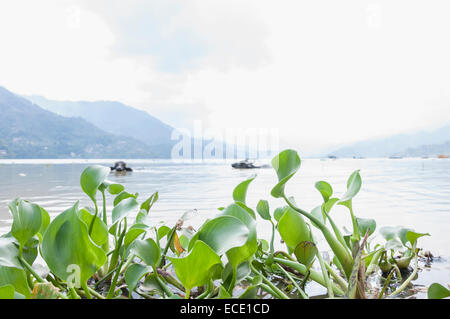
[0,0,449,154]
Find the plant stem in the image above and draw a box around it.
[366,249,383,276]
[323,262,348,293]
[283,195,354,278]
[269,220,275,254]
[81,282,92,299]
[18,256,68,299]
[388,245,419,298]
[88,201,99,235]
[276,264,308,299]
[378,268,395,299]
[274,257,344,296]
[250,262,289,299]
[158,226,176,268]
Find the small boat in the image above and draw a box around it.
[231,159,261,169]
[437,154,450,159]
[110,161,133,172]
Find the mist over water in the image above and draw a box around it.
[1,157,449,297]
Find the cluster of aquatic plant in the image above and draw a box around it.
[0,149,446,299]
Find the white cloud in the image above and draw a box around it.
[0,0,449,155]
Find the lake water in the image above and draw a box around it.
[0,157,449,298]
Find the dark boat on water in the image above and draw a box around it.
[231,159,270,169]
[231,159,260,169]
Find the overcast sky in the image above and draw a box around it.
[0,0,449,154]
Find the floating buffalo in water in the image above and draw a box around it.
[110,161,133,172]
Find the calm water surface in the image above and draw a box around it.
[0,158,449,298]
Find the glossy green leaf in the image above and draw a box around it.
[428,283,450,299]
[0,284,14,299]
[141,192,159,212]
[114,191,137,207]
[111,197,139,226]
[338,170,362,208]
[294,241,318,266]
[311,205,326,228]
[0,266,30,298]
[385,239,404,251]
[0,236,22,268]
[41,202,107,284]
[219,203,258,269]
[38,207,50,237]
[315,181,333,202]
[107,183,125,195]
[380,226,402,241]
[130,238,160,268]
[125,263,151,292]
[157,225,171,240]
[356,217,376,237]
[271,149,301,198]
[277,206,311,252]
[78,208,108,247]
[233,175,256,204]
[273,207,286,222]
[195,215,249,256]
[323,198,339,214]
[124,223,148,248]
[405,230,430,247]
[256,200,271,221]
[80,165,109,203]
[9,199,42,247]
[168,240,222,292]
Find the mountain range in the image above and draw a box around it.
[0,86,173,158]
[329,124,450,158]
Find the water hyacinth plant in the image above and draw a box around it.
[0,149,442,299]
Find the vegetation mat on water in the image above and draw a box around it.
[0,149,446,299]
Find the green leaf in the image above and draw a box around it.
[315,181,333,202]
[0,236,22,268]
[111,197,139,227]
[277,206,311,253]
[124,224,148,248]
[338,170,362,207]
[405,230,430,247]
[38,207,50,238]
[294,241,318,267]
[428,283,450,299]
[232,175,256,204]
[323,198,339,214]
[78,208,108,247]
[380,226,402,241]
[273,207,286,222]
[168,240,222,292]
[125,263,151,292]
[114,191,137,206]
[219,204,258,269]
[9,199,42,247]
[256,200,271,221]
[0,266,30,298]
[141,192,159,212]
[157,225,171,240]
[130,238,161,268]
[107,183,125,195]
[271,149,301,198]
[0,284,14,299]
[41,202,107,284]
[80,165,110,204]
[196,215,249,255]
[356,217,376,237]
